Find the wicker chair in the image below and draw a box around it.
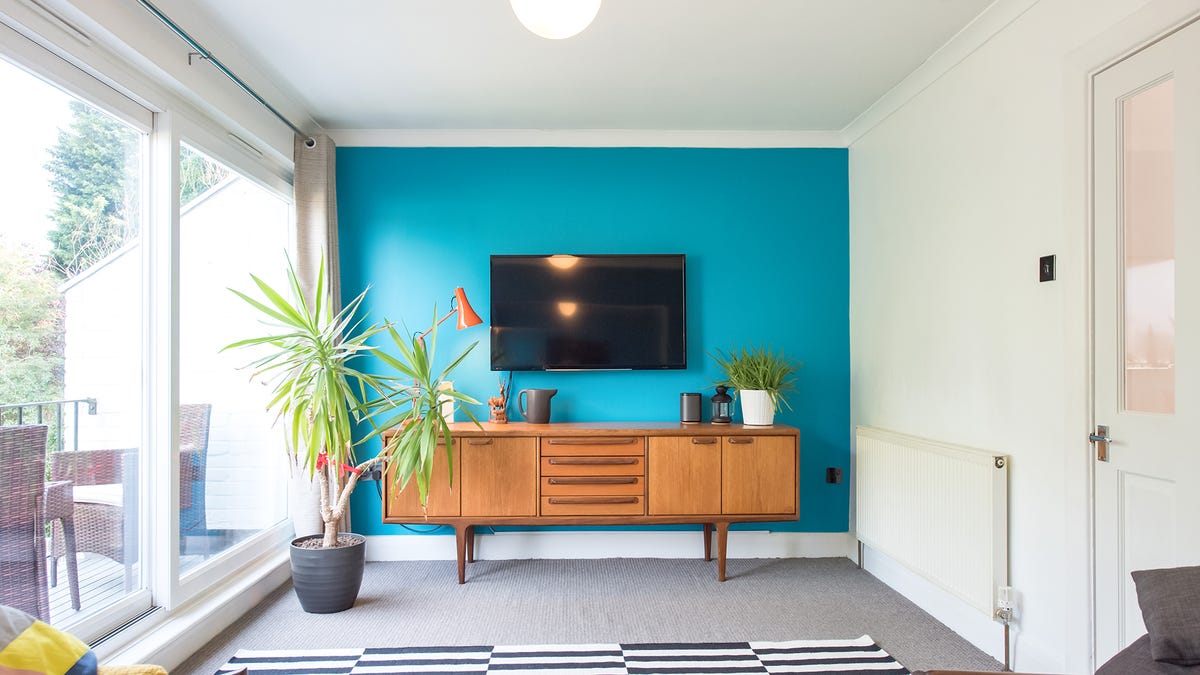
[49,403,212,591]
[178,403,213,549]
[0,425,51,620]
[49,448,136,591]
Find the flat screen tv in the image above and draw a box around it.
[490,254,686,371]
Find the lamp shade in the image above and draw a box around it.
[455,287,483,329]
[510,0,601,40]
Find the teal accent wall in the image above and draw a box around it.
[339,147,849,534]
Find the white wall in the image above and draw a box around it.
[847,0,1181,671]
[61,246,141,452]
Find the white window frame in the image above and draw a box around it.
[170,115,293,607]
[0,5,296,638]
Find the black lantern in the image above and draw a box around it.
[711,385,733,424]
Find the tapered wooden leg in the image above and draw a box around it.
[716,522,730,582]
[466,525,475,563]
[703,524,713,562]
[454,526,468,584]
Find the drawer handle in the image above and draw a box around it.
[547,437,638,446]
[547,457,640,465]
[691,437,718,445]
[548,477,639,485]
[548,497,640,505]
[466,438,494,445]
[728,437,755,444]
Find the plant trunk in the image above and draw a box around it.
[322,519,339,547]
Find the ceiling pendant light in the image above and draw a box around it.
[510,0,601,40]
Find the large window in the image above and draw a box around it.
[0,55,148,630]
[0,25,294,640]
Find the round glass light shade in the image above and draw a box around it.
[510,0,601,40]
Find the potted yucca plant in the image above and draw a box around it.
[225,257,478,613]
[709,345,800,426]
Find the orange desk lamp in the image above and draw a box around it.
[417,287,483,341]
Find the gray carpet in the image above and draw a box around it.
[176,557,1003,674]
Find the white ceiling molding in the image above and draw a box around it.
[330,128,847,149]
[840,0,1042,146]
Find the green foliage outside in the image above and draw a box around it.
[43,103,231,279]
[180,145,230,207]
[44,101,141,278]
[0,242,63,413]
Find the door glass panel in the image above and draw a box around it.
[1122,79,1175,414]
[0,57,146,626]
[177,143,289,575]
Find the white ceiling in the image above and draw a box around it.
[168,0,995,133]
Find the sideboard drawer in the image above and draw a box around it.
[540,436,645,457]
[540,495,645,516]
[541,475,643,496]
[541,456,644,476]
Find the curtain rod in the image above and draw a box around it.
[135,0,316,148]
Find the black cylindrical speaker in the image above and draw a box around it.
[680,392,701,424]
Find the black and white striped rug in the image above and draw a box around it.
[216,635,908,674]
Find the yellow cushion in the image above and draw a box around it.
[0,607,96,675]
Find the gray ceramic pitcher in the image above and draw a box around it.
[518,388,557,424]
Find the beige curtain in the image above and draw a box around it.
[291,133,343,537]
[294,134,341,313]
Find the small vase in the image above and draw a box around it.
[740,390,775,426]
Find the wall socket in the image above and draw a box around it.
[825,467,843,484]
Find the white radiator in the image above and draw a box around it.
[855,426,1009,617]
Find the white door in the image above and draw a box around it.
[1093,18,1200,666]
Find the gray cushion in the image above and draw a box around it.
[1133,566,1200,665]
[1097,634,1200,674]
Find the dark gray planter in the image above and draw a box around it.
[289,532,366,613]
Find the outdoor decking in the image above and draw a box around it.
[45,532,252,627]
[48,553,130,625]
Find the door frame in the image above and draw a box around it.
[1066,2,1200,671]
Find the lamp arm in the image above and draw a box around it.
[416,306,459,342]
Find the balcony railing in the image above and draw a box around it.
[0,397,97,453]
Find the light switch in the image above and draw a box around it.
[1039,255,1056,282]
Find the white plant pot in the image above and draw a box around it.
[739,389,775,426]
[288,468,324,538]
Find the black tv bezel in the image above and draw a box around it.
[489,253,687,372]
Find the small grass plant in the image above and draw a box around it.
[709,344,801,412]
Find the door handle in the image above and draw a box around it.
[1089,425,1112,462]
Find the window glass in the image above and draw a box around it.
[1122,79,1175,414]
[177,143,289,575]
[0,56,145,625]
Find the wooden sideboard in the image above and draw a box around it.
[382,422,799,583]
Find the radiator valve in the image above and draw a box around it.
[994,585,1014,624]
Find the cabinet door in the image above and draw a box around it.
[721,436,797,515]
[461,436,538,516]
[648,436,721,515]
[385,439,460,519]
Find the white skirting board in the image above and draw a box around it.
[365,530,856,561]
[861,543,1059,672]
